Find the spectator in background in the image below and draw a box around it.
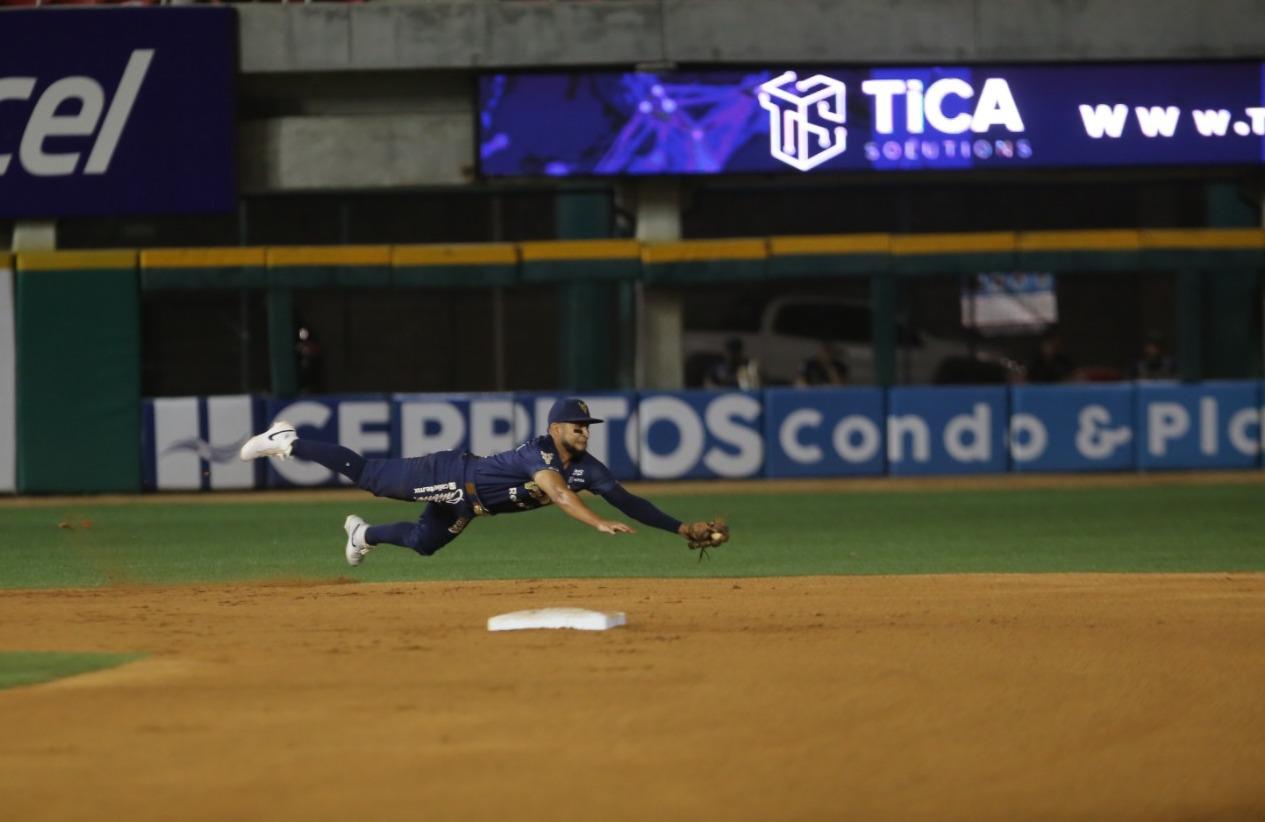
[796,340,848,387]
[295,321,324,394]
[1134,332,1176,380]
[704,337,760,390]
[1026,327,1076,383]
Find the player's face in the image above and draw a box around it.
[558,423,590,457]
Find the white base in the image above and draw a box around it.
[487,607,627,632]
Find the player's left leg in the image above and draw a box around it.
[239,421,367,481]
[343,503,468,565]
[240,422,443,500]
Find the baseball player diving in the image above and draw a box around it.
[240,398,730,565]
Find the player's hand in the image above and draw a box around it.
[596,520,635,535]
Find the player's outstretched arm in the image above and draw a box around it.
[600,484,683,534]
[533,469,635,535]
[600,484,730,553]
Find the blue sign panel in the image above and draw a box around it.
[886,387,1008,475]
[479,62,1265,177]
[513,392,640,481]
[1136,382,1262,470]
[0,8,236,218]
[391,392,480,462]
[636,391,764,480]
[763,387,885,478]
[265,395,392,488]
[1009,384,1136,472]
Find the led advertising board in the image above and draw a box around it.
[0,8,237,218]
[479,63,1265,177]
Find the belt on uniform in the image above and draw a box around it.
[464,482,489,517]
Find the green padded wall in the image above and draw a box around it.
[1203,185,1263,379]
[0,261,13,493]
[555,189,619,390]
[17,253,141,493]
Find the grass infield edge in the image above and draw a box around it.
[0,651,147,691]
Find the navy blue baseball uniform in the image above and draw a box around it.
[238,397,728,564]
[472,434,618,512]
[290,432,680,557]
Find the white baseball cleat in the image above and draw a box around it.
[239,420,297,461]
[344,514,371,567]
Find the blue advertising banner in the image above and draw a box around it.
[764,387,885,478]
[1009,384,1135,472]
[0,8,236,218]
[139,383,1265,492]
[886,387,1009,475]
[636,391,764,480]
[1136,382,1262,470]
[479,62,1265,177]
[393,393,478,461]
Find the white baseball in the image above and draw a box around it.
[711,531,723,542]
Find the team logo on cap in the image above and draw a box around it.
[577,400,589,416]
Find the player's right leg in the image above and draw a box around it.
[241,417,468,504]
[354,451,465,503]
[343,503,467,566]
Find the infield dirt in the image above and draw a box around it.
[1,573,1263,821]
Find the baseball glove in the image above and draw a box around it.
[683,517,729,561]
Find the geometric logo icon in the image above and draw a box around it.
[757,71,848,172]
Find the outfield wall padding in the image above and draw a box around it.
[13,231,1265,493]
[17,254,141,493]
[0,261,14,493]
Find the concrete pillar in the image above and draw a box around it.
[639,289,685,390]
[628,179,684,390]
[11,221,56,252]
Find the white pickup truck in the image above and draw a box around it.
[682,296,1018,386]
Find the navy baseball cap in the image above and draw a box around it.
[547,398,604,425]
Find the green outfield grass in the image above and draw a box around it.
[2,481,1263,589]
[0,652,145,690]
